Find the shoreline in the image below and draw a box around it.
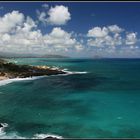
[0,59,66,81]
[0,76,9,80]
[0,58,88,86]
[0,76,46,86]
[0,123,62,139]
[0,70,88,86]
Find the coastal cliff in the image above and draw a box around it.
[0,59,66,80]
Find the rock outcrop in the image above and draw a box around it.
[0,59,66,80]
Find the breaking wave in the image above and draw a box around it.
[0,67,88,87]
[61,69,88,75]
[0,76,46,86]
[0,123,63,139]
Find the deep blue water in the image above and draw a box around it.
[0,58,140,138]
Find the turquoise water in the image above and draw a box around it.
[1,58,140,138]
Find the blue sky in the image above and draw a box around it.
[0,2,140,58]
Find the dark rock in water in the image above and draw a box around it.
[43,136,60,140]
[0,123,3,128]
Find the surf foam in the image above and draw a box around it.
[50,66,88,75]
[0,123,62,139]
[0,67,88,87]
[0,76,46,86]
[62,69,88,75]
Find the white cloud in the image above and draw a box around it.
[87,25,123,38]
[87,32,122,48]
[22,16,37,32]
[2,34,11,42]
[125,32,137,45]
[50,27,68,38]
[104,33,122,47]
[0,10,139,58]
[0,11,82,55]
[37,5,71,26]
[87,27,108,38]
[87,25,125,48]
[36,4,49,25]
[108,25,124,33]
[36,10,47,25]
[43,27,83,52]
[75,44,83,51]
[0,11,24,33]
[86,25,140,57]
[47,5,71,25]
[87,38,104,48]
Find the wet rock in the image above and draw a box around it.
[0,123,3,128]
[43,136,60,139]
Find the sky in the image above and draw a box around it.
[0,2,140,58]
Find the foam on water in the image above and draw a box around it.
[62,69,88,75]
[0,68,88,86]
[33,134,63,139]
[50,66,88,75]
[0,76,45,86]
[0,123,62,139]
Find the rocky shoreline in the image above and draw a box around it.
[0,59,66,80]
[0,123,61,139]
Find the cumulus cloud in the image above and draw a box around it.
[0,11,82,55]
[36,4,49,26]
[47,5,71,25]
[0,10,139,58]
[87,27,108,38]
[0,14,42,50]
[87,25,139,57]
[87,25,138,48]
[43,27,83,52]
[87,25,123,38]
[0,11,24,33]
[87,26,123,48]
[36,10,47,25]
[37,5,71,26]
[108,25,124,33]
[87,38,104,48]
[125,32,137,45]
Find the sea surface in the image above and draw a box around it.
[0,58,140,138]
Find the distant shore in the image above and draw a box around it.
[0,59,66,81]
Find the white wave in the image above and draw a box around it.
[0,123,8,132]
[0,123,62,139]
[0,123,14,139]
[52,67,88,75]
[33,133,63,139]
[63,68,68,71]
[62,69,88,75]
[0,133,62,139]
[0,76,45,86]
[13,61,18,64]
[0,67,88,87]
[49,71,88,77]
[0,132,26,139]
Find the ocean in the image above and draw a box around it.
[0,58,140,138]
